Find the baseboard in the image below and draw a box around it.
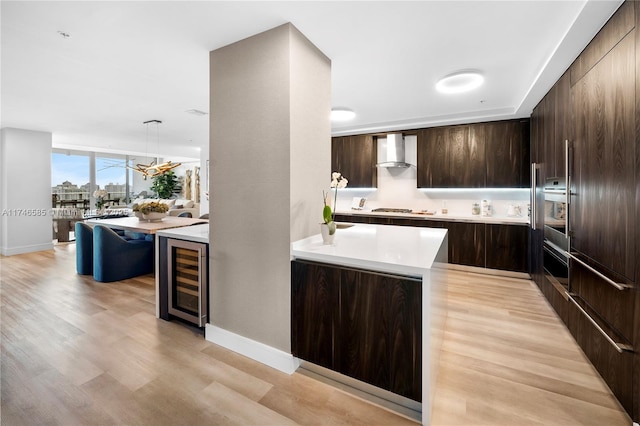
[1,242,54,256]
[205,324,299,375]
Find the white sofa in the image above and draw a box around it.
[131,198,201,218]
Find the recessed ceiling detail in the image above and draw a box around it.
[436,71,484,94]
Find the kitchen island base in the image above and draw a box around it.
[291,224,448,425]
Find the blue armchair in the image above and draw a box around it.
[75,222,94,275]
[93,225,154,282]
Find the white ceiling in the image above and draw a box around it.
[1,1,623,160]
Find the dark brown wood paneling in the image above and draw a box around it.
[387,275,422,401]
[485,224,529,273]
[566,295,634,415]
[554,70,572,179]
[445,221,485,267]
[485,120,529,188]
[331,135,377,188]
[417,127,449,188]
[449,125,486,188]
[340,269,391,389]
[291,261,340,370]
[572,31,636,280]
[571,1,635,85]
[543,85,558,179]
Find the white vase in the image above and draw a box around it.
[320,223,335,245]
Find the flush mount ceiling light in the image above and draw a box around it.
[436,71,484,94]
[331,108,356,122]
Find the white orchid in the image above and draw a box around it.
[323,172,348,235]
[330,172,348,189]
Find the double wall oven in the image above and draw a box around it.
[542,177,569,295]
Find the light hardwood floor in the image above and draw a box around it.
[0,244,631,425]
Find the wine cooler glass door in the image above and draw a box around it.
[167,239,207,326]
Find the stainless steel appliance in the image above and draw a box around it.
[167,238,208,327]
[372,208,412,213]
[543,177,568,252]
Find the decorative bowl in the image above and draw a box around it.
[141,212,166,221]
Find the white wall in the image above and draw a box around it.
[1,128,54,255]
[333,135,531,219]
[209,23,330,354]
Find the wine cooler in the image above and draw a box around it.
[167,239,208,327]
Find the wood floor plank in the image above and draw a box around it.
[1,244,631,425]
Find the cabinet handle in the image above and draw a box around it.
[566,252,630,291]
[564,140,571,243]
[566,292,633,353]
[531,163,538,230]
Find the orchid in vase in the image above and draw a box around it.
[322,172,348,236]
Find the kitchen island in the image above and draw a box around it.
[290,224,448,425]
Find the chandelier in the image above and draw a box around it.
[130,120,181,179]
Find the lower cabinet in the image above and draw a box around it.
[485,224,529,272]
[291,260,422,402]
[445,221,485,268]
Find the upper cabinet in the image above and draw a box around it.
[417,119,530,188]
[485,120,530,187]
[331,135,377,188]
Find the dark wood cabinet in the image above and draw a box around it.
[449,125,485,188]
[340,268,421,401]
[530,2,638,422]
[571,29,636,281]
[291,260,422,402]
[417,127,450,188]
[486,224,529,272]
[444,221,485,268]
[291,261,340,370]
[331,135,377,188]
[485,120,530,188]
[417,119,529,188]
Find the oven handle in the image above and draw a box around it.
[566,293,633,353]
[565,251,630,291]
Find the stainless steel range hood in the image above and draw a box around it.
[377,133,414,168]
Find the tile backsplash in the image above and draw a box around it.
[333,135,531,218]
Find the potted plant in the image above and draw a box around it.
[321,172,348,244]
[150,171,180,199]
[136,201,169,221]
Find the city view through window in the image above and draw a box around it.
[51,150,154,210]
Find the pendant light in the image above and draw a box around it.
[129,120,181,179]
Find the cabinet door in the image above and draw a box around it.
[553,70,572,179]
[445,221,485,267]
[450,125,485,188]
[485,224,529,272]
[572,32,635,280]
[331,135,377,188]
[417,128,449,188]
[542,85,558,179]
[340,269,422,402]
[291,261,340,370]
[485,120,529,188]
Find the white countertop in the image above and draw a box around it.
[291,223,448,277]
[335,209,530,225]
[155,223,209,243]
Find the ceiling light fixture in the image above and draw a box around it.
[185,109,208,116]
[129,120,181,180]
[436,70,484,94]
[331,108,356,122]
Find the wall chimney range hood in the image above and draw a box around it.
[377,133,414,168]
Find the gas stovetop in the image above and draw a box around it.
[372,208,413,213]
